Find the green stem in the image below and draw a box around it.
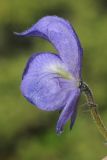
[90,105,107,140]
[81,82,107,140]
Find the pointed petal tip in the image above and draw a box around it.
[13,31,26,36]
[56,127,63,135]
[13,31,20,35]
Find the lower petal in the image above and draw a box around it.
[56,88,80,134]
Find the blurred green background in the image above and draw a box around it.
[0,0,107,159]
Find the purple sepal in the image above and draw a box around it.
[16,16,83,79]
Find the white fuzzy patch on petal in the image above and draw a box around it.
[45,62,74,80]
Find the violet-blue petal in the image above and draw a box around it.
[56,88,80,134]
[70,109,77,130]
[16,16,83,79]
[21,52,78,111]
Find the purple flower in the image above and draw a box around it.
[16,16,83,134]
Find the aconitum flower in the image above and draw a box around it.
[16,16,107,138]
[16,16,82,134]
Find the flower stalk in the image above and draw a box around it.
[80,81,107,140]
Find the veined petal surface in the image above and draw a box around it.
[21,52,78,111]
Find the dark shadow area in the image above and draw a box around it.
[95,0,107,14]
[0,23,33,58]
